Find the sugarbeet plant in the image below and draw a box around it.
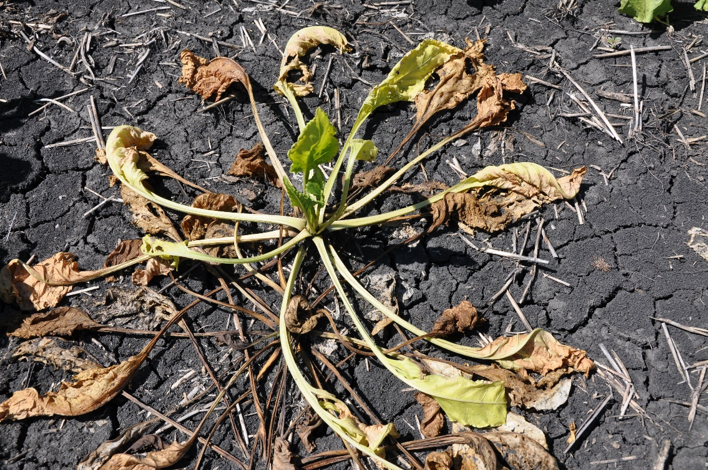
[2,26,592,468]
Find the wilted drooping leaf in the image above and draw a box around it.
[181,193,240,241]
[8,307,102,339]
[429,163,586,234]
[485,432,559,470]
[120,186,181,242]
[179,49,248,101]
[618,0,672,23]
[477,329,594,377]
[0,343,150,422]
[98,440,189,470]
[297,408,323,452]
[13,338,101,374]
[284,295,323,334]
[415,392,444,438]
[431,300,480,336]
[104,240,143,269]
[273,437,297,470]
[1,253,79,311]
[275,26,350,97]
[131,258,172,286]
[228,142,280,187]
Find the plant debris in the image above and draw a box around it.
[181,193,241,241]
[284,295,323,334]
[1,253,79,311]
[8,307,103,339]
[228,142,280,187]
[415,392,445,438]
[178,49,248,102]
[13,337,100,374]
[431,300,480,336]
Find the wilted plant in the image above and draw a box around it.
[1,26,592,469]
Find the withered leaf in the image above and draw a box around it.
[9,307,103,339]
[468,364,571,411]
[284,295,323,335]
[351,166,396,192]
[414,392,444,438]
[104,240,143,269]
[498,412,548,449]
[78,420,156,470]
[276,26,350,97]
[120,185,181,242]
[181,192,240,241]
[98,440,189,470]
[92,286,177,331]
[204,222,237,258]
[0,343,150,422]
[296,408,323,452]
[566,422,577,444]
[1,253,78,311]
[13,338,101,374]
[425,451,453,470]
[179,49,248,102]
[476,329,594,377]
[228,142,280,187]
[131,258,172,286]
[273,437,297,470]
[431,300,480,336]
[429,165,587,234]
[485,432,559,470]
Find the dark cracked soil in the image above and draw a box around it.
[2,0,708,469]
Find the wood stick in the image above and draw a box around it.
[506,290,533,332]
[593,45,671,58]
[564,391,613,453]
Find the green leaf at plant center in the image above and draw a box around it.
[288,108,339,175]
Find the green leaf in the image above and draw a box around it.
[618,0,673,23]
[384,354,507,428]
[350,139,379,162]
[354,39,461,129]
[283,178,319,230]
[288,108,339,175]
[697,0,708,10]
[305,167,326,205]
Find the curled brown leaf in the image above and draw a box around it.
[228,142,280,187]
[104,240,143,268]
[273,437,297,470]
[178,49,248,102]
[1,253,78,311]
[120,186,181,242]
[181,193,240,241]
[98,440,188,470]
[284,295,322,335]
[8,307,103,339]
[414,392,444,438]
[431,300,480,336]
[131,258,172,286]
[0,343,150,422]
[296,408,323,452]
[13,337,101,374]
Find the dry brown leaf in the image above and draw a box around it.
[98,440,188,470]
[391,181,450,196]
[104,240,143,269]
[414,392,444,438]
[497,412,548,449]
[477,330,594,377]
[120,186,181,242]
[425,451,454,470]
[296,408,323,452]
[228,142,280,187]
[131,258,172,286]
[273,437,297,470]
[467,364,571,411]
[566,422,577,444]
[0,343,150,422]
[8,307,103,339]
[203,222,237,258]
[92,286,177,331]
[0,253,78,311]
[431,300,480,336]
[178,49,248,102]
[181,192,240,241]
[484,432,559,470]
[78,420,156,470]
[428,167,587,234]
[284,295,322,334]
[276,26,350,97]
[13,338,101,374]
[351,166,396,192]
